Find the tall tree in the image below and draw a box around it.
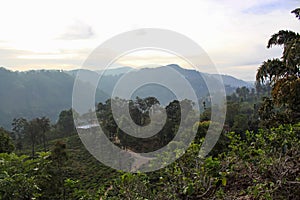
[37,117,51,151]
[26,119,40,158]
[50,141,68,199]
[256,8,300,123]
[0,127,14,153]
[236,86,250,102]
[11,118,28,150]
[56,109,76,136]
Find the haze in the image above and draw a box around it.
[0,0,298,80]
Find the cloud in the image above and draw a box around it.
[57,20,94,40]
[217,64,259,81]
[0,0,298,80]
[241,0,298,14]
[0,48,87,71]
[197,0,298,77]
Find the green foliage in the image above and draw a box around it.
[2,16,300,198]
[12,117,51,157]
[256,8,300,124]
[11,118,27,150]
[0,127,14,153]
[1,100,299,199]
[232,114,249,135]
[0,143,96,199]
[225,86,260,133]
[97,124,300,199]
[0,152,51,199]
[56,109,76,136]
[96,98,194,152]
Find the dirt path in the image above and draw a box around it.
[126,149,154,172]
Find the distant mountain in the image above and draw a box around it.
[166,64,252,94]
[0,67,108,129]
[0,65,252,129]
[246,80,255,86]
[66,67,134,77]
[68,64,252,105]
[97,67,135,76]
[216,74,253,88]
[165,64,252,87]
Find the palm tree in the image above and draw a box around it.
[256,8,300,123]
[292,8,300,20]
[267,30,299,48]
[256,59,284,84]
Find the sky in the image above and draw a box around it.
[0,0,299,81]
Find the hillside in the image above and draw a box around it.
[70,64,252,105]
[0,65,251,129]
[0,68,108,129]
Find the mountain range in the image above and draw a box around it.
[0,65,252,129]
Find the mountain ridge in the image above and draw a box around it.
[0,65,252,129]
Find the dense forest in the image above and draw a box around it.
[0,8,300,200]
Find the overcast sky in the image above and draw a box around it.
[0,0,299,80]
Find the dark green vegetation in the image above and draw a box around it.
[0,128,14,153]
[1,102,299,199]
[0,8,300,200]
[97,97,195,153]
[102,125,300,199]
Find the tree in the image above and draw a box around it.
[0,128,14,153]
[11,117,50,156]
[50,141,68,199]
[26,119,41,158]
[231,114,249,139]
[236,86,250,102]
[256,8,300,123]
[292,8,300,19]
[56,109,76,136]
[11,118,28,150]
[37,117,51,151]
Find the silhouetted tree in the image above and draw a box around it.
[11,117,28,150]
[56,109,76,136]
[256,8,300,123]
[37,117,51,151]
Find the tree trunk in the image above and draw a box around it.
[32,138,35,158]
[43,133,46,151]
